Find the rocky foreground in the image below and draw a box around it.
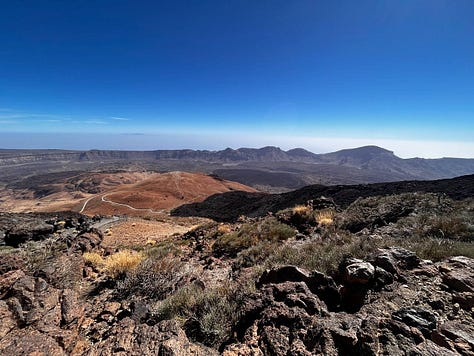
[0,192,473,355]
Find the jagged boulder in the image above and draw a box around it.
[440,256,474,293]
[369,247,421,274]
[342,260,375,285]
[69,228,104,252]
[0,273,85,354]
[257,265,310,286]
[86,318,217,356]
[432,321,474,355]
[257,266,341,310]
[392,307,437,338]
[4,221,54,247]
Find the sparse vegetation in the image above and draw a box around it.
[315,209,335,226]
[116,254,194,300]
[212,217,295,256]
[17,238,83,289]
[263,232,371,274]
[83,249,143,278]
[154,279,254,348]
[292,204,312,216]
[2,183,474,354]
[83,251,104,267]
[145,240,183,258]
[217,223,232,235]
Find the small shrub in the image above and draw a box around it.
[84,250,143,278]
[382,237,474,262]
[292,204,312,216]
[417,215,471,241]
[315,209,335,226]
[18,238,82,289]
[103,250,143,278]
[145,240,182,259]
[116,254,193,300]
[154,279,254,348]
[83,252,105,268]
[232,241,278,270]
[213,217,295,256]
[217,224,232,235]
[263,232,371,274]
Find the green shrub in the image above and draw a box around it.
[382,237,474,261]
[263,232,373,274]
[154,279,254,348]
[116,254,193,300]
[213,217,295,256]
[145,240,183,259]
[232,241,278,270]
[416,215,472,241]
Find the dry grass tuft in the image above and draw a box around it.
[217,224,232,235]
[104,250,143,278]
[83,250,143,278]
[83,252,105,267]
[316,209,335,226]
[154,279,255,348]
[292,204,312,215]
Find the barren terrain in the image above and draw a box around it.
[0,171,257,216]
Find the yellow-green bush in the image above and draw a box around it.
[83,249,143,278]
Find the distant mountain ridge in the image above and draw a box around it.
[1,145,473,190]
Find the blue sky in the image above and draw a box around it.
[0,0,473,157]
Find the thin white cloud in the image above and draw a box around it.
[0,111,70,121]
[110,116,130,121]
[84,120,107,125]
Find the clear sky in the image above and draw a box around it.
[0,0,473,157]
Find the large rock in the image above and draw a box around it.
[257,265,310,287]
[69,228,104,252]
[370,247,421,273]
[4,221,54,247]
[88,318,217,355]
[392,307,437,338]
[441,256,474,293]
[0,269,25,297]
[343,261,375,285]
[432,321,474,355]
[0,274,84,354]
[229,281,328,355]
[305,271,341,311]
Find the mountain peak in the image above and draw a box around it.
[339,145,394,155]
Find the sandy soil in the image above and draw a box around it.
[101,216,207,248]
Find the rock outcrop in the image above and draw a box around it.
[224,251,474,355]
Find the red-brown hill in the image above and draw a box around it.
[78,171,258,216]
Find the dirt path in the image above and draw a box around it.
[101,194,166,214]
[79,196,95,213]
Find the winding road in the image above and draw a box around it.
[78,172,206,215]
[79,196,95,213]
[100,194,166,214]
[79,193,166,215]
